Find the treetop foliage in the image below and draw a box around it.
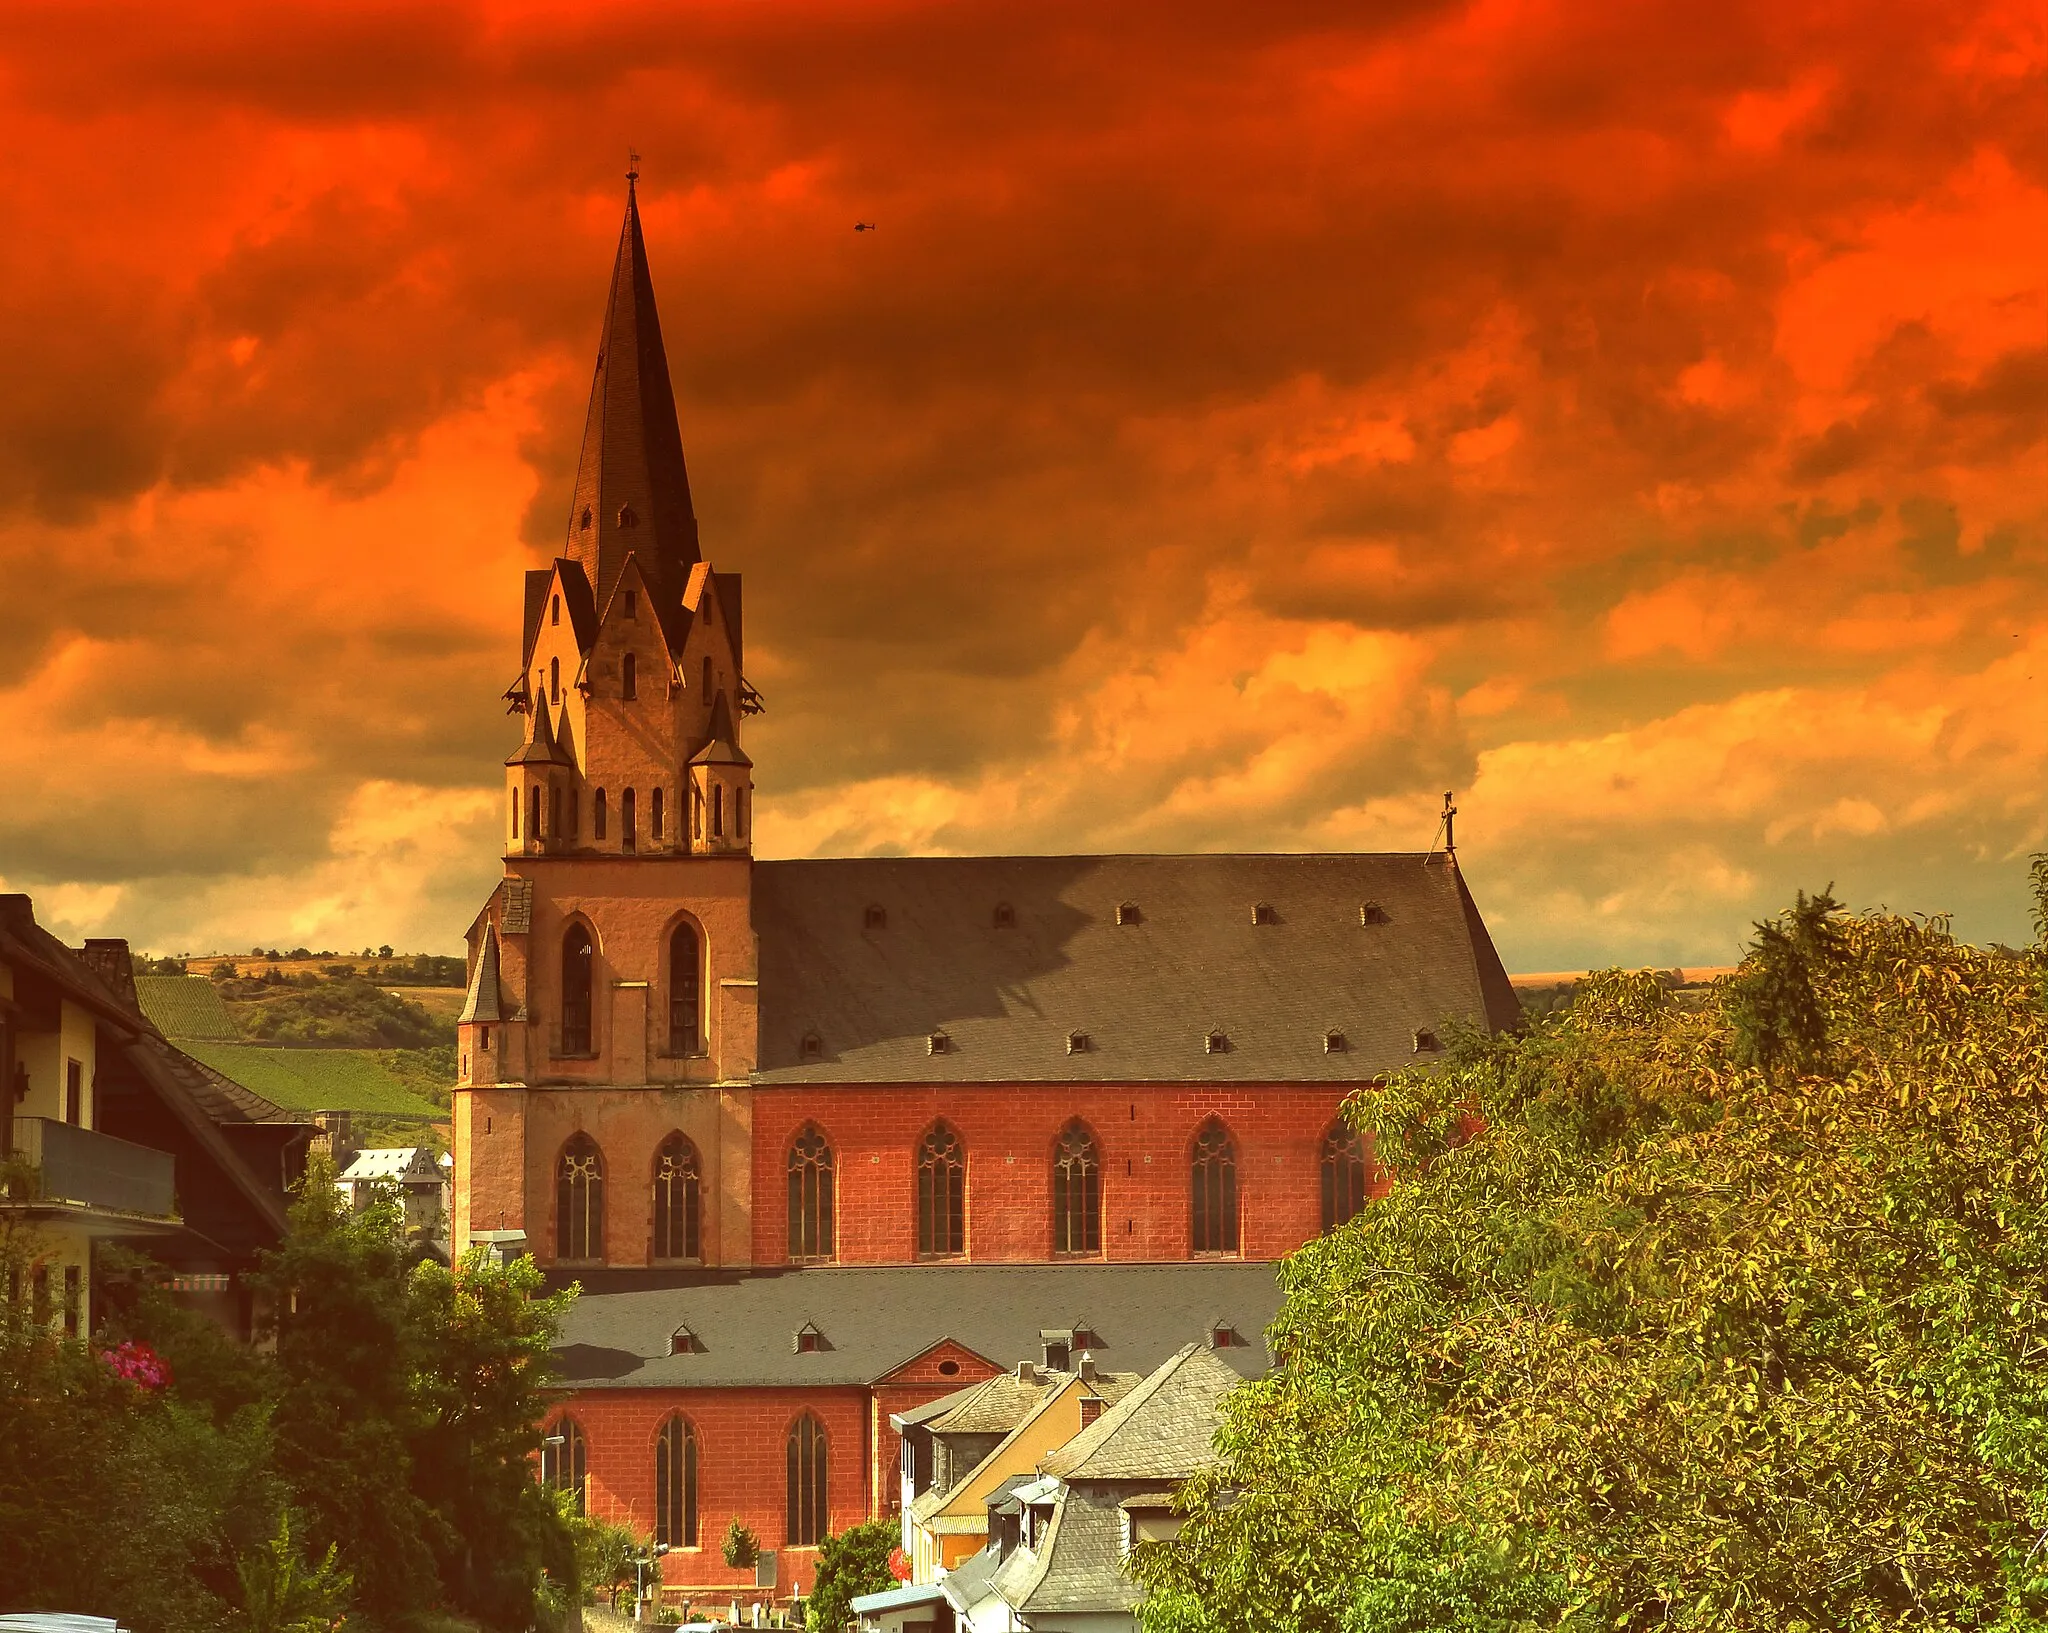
[1138,886,2048,1632]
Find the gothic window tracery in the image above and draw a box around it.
[1191,1118,1239,1255]
[1320,1122,1369,1233]
[557,1132,605,1262]
[917,1123,966,1258]
[786,1415,828,1546]
[560,925,594,1055]
[787,1127,835,1262]
[1053,1120,1101,1256]
[653,1134,701,1261]
[541,1417,587,1513]
[655,1415,698,1548]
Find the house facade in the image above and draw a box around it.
[450,174,1522,1606]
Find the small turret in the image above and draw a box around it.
[688,690,754,855]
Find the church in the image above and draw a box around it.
[449,175,1521,1607]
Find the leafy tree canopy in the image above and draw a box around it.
[806,1519,901,1633]
[1138,890,2048,1633]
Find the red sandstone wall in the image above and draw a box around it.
[867,1341,1005,1514]
[750,1083,1359,1265]
[561,1384,888,1599]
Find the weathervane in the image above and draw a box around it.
[1425,791,1459,864]
[627,149,640,185]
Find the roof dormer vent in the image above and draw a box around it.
[800,1031,823,1060]
[670,1324,699,1355]
[617,503,637,528]
[927,1029,950,1056]
[1324,1029,1347,1054]
[1066,1030,1091,1055]
[1205,1029,1230,1055]
[864,904,887,931]
[992,902,1015,929]
[1361,902,1389,926]
[794,1321,828,1354]
[1413,1028,1441,1054]
[1116,901,1140,926]
[1252,901,1277,925]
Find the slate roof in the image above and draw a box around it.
[458,924,503,1025]
[1007,1484,1142,1615]
[549,1262,1280,1390]
[925,1370,1062,1436]
[1040,1342,1241,1482]
[909,1370,1140,1528]
[338,1147,438,1182]
[751,853,1518,1084]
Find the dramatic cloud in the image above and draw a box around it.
[1,0,2046,965]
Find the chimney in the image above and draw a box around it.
[1076,1351,1096,1382]
[80,938,139,1011]
[1015,1361,1040,1385]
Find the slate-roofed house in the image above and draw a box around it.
[449,172,1521,1612]
[0,896,313,1339]
[945,1345,1244,1633]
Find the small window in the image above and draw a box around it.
[992,902,1015,929]
[579,506,592,530]
[621,788,637,851]
[551,593,561,625]
[618,504,637,528]
[510,786,519,838]
[1116,901,1140,926]
[670,1325,699,1356]
[737,786,748,840]
[550,656,560,703]
[622,652,638,700]
[937,1358,961,1378]
[1324,1029,1347,1053]
[927,1029,950,1056]
[1211,1324,1239,1349]
[1252,902,1276,925]
[1414,1029,1441,1053]
[1067,1029,1090,1055]
[864,904,887,931]
[479,1026,491,1051]
[701,656,712,696]
[1205,1029,1230,1054]
[1361,902,1389,926]
[652,785,665,840]
[624,589,638,620]
[712,784,724,838]
[795,1323,827,1354]
[800,1031,823,1059]
[593,788,607,840]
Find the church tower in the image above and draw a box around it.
[453,172,761,1267]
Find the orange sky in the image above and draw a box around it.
[2,0,2046,967]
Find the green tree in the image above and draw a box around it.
[407,1247,578,1627]
[571,1511,647,1611]
[806,1519,900,1633]
[236,1512,352,1633]
[246,1152,440,1625]
[1138,891,2048,1633]
[721,1516,760,1570]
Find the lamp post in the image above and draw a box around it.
[632,1541,670,1622]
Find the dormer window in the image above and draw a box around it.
[624,590,638,620]
[618,504,637,528]
[1067,1030,1090,1055]
[800,1031,823,1059]
[670,1325,699,1356]
[1361,902,1389,926]
[927,1029,950,1056]
[1116,901,1140,926]
[992,902,1015,929]
[1252,902,1276,925]
[1413,1029,1441,1053]
[1210,1323,1240,1349]
[1325,1029,1347,1053]
[794,1322,827,1354]
[1205,1029,1230,1054]
[864,904,887,931]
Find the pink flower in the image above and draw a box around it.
[99,1340,172,1392]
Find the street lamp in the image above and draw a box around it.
[632,1541,670,1622]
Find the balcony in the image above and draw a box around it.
[3,1117,178,1224]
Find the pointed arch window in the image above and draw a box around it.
[623,652,638,700]
[668,922,702,1056]
[541,1417,588,1514]
[549,784,561,839]
[712,784,724,838]
[551,592,561,625]
[1320,1122,1369,1233]
[655,1415,699,1549]
[550,656,560,703]
[787,1414,828,1546]
[917,1123,966,1259]
[560,924,594,1055]
[1052,1120,1101,1256]
[557,1132,604,1261]
[653,1134,701,1262]
[593,788,607,840]
[529,785,542,844]
[1191,1119,1239,1255]
[651,785,665,841]
[510,787,519,838]
[621,788,637,852]
[737,787,748,840]
[787,1126,835,1262]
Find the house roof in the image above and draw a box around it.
[338,1147,438,1182]
[750,853,1518,1084]
[1039,1342,1241,1482]
[458,924,503,1025]
[549,1261,1280,1390]
[910,1370,1140,1527]
[924,1369,1062,1436]
[1007,1484,1143,1616]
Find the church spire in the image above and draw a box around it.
[565,167,700,615]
